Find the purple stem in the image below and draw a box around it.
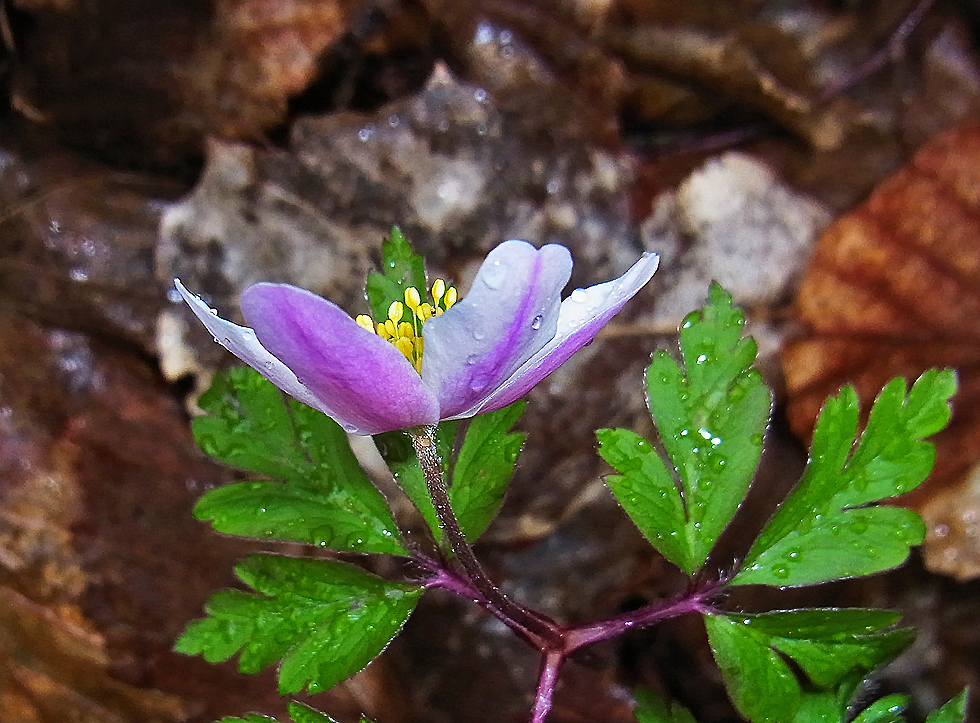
[410,427,563,649]
[530,651,564,723]
[564,585,720,653]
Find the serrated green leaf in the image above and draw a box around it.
[732,609,912,688]
[851,695,909,723]
[791,691,845,723]
[734,369,955,586]
[633,687,698,723]
[286,702,340,723]
[925,690,968,723]
[450,401,525,541]
[705,613,800,723]
[375,421,457,543]
[365,227,428,322]
[602,284,770,574]
[598,428,690,571]
[176,555,422,695]
[705,609,911,723]
[192,367,404,554]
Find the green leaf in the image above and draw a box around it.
[192,367,404,555]
[218,716,278,723]
[926,690,969,723]
[705,613,799,723]
[600,284,771,574]
[287,702,366,723]
[450,401,526,541]
[598,428,689,571]
[705,609,912,723]
[851,695,909,723]
[375,421,458,543]
[176,554,422,695]
[365,226,428,321]
[633,687,698,723]
[734,369,956,586]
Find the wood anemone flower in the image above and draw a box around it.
[175,240,659,435]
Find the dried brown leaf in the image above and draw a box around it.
[783,119,980,579]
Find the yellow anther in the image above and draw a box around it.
[398,321,415,339]
[388,301,404,323]
[432,278,446,305]
[413,302,433,322]
[356,314,376,333]
[404,286,422,311]
[383,319,397,338]
[376,321,388,337]
[393,337,415,358]
[444,286,458,308]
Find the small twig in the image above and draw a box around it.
[816,0,937,104]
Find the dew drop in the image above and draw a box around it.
[850,518,869,534]
[771,565,790,579]
[570,288,588,303]
[470,374,489,393]
[750,433,764,446]
[466,354,479,365]
[209,307,219,316]
[482,260,505,289]
[679,428,690,437]
[711,456,728,472]
[696,353,708,365]
[530,314,543,330]
[263,360,274,370]
[342,423,357,434]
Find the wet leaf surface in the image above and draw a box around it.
[4,1,980,721]
[784,119,980,581]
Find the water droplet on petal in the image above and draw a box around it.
[473,329,485,341]
[470,374,489,392]
[570,288,587,302]
[263,361,274,370]
[530,314,543,330]
[482,260,505,289]
[466,354,479,365]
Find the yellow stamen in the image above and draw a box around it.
[356,314,375,332]
[432,279,446,305]
[359,279,459,375]
[404,286,422,312]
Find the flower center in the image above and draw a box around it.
[356,279,458,374]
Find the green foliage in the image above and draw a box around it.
[850,695,910,723]
[216,703,374,723]
[365,226,428,321]
[375,420,457,543]
[733,369,956,586]
[377,401,525,544]
[599,283,771,574]
[633,688,698,723]
[449,401,526,541]
[704,609,912,723]
[926,690,969,723]
[288,702,373,723]
[176,554,422,695]
[192,367,404,554]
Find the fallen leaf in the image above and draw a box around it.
[783,119,980,580]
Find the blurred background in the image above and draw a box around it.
[1,0,979,721]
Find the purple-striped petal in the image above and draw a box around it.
[444,251,660,419]
[422,241,572,419]
[175,279,339,420]
[240,283,440,435]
